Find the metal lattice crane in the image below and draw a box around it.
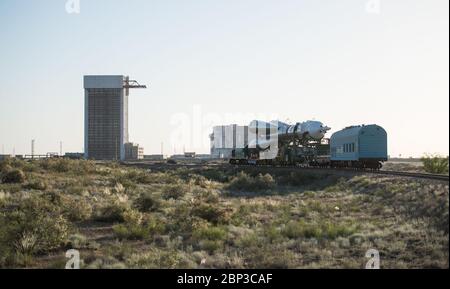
[123,76,147,96]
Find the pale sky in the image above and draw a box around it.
[0,0,448,157]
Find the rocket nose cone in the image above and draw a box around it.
[321,126,331,133]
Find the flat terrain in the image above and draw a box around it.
[383,161,426,173]
[0,159,448,269]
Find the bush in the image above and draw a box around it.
[243,246,297,269]
[192,188,220,204]
[63,197,93,222]
[24,179,48,191]
[422,155,449,174]
[193,226,227,241]
[0,162,13,175]
[94,202,129,223]
[192,226,227,253]
[0,196,70,264]
[134,192,161,212]
[39,159,97,175]
[66,234,97,250]
[162,185,186,200]
[115,170,154,186]
[113,212,165,240]
[1,169,26,184]
[277,171,321,186]
[40,192,92,222]
[192,203,230,225]
[126,248,181,269]
[226,172,275,192]
[40,158,71,173]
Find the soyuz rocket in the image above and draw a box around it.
[248,120,331,149]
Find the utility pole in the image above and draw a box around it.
[60,141,63,156]
[161,142,164,156]
[31,140,35,159]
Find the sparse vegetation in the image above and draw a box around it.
[1,169,26,184]
[226,172,275,192]
[421,154,449,174]
[0,159,448,269]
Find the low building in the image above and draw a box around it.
[0,155,12,161]
[64,153,84,160]
[184,152,196,158]
[170,154,188,160]
[143,154,166,161]
[125,143,144,160]
[196,154,212,160]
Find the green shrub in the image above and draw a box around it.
[422,155,449,174]
[39,192,92,222]
[192,203,230,225]
[24,179,48,191]
[192,226,227,253]
[162,184,186,200]
[263,225,284,243]
[192,188,220,204]
[277,171,321,186]
[115,169,154,186]
[0,162,13,175]
[126,249,181,269]
[197,169,230,183]
[1,169,26,184]
[66,234,98,250]
[243,246,297,269]
[113,212,165,240]
[63,197,93,222]
[94,202,129,223]
[113,223,150,240]
[226,172,275,192]
[134,192,161,212]
[40,158,71,173]
[282,220,356,240]
[193,226,227,241]
[0,196,70,265]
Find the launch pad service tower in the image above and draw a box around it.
[84,75,146,161]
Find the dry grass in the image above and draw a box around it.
[0,158,448,269]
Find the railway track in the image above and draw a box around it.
[124,162,449,182]
[232,166,450,181]
[373,170,449,181]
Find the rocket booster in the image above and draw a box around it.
[248,120,331,148]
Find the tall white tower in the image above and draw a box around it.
[84,75,146,161]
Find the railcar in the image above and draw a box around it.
[330,125,388,169]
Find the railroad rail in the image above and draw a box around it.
[373,170,449,181]
[124,161,449,182]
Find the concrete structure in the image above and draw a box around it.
[64,153,84,160]
[125,143,144,160]
[84,75,146,161]
[143,154,166,161]
[210,125,249,159]
[196,154,212,160]
[0,155,12,161]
